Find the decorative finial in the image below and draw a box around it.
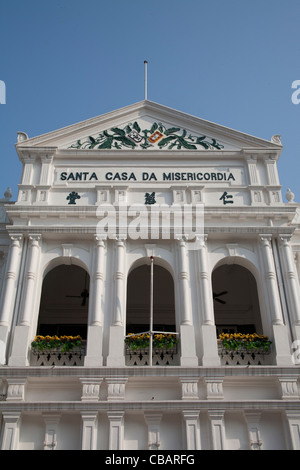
[17,131,28,142]
[4,187,12,200]
[271,135,282,145]
[286,188,295,203]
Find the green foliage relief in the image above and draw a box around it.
[69,122,224,151]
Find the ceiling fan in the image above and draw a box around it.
[213,291,228,304]
[66,273,89,306]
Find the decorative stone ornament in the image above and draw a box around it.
[69,121,224,151]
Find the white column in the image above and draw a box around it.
[244,412,263,450]
[107,411,124,450]
[285,412,300,450]
[42,414,61,451]
[144,413,162,450]
[114,238,125,326]
[81,412,98,450]
[208,410,226,450]
[197,236,220,366]
[295,251,300,284]
[0,235,23,365]
[91,236,105,326]
[259,235,283,325]
[182,411,201,450]
[259,235,293,365]
[85,236,105,366]
[19,234,41,326]
[107,238,126,366]
[177,239,198,366]
[0,235,23,326]
[177,238,192,325]
[9,234,41,366]
[1,412,21,450]
[197,237,214,325]
[279,235,300,333]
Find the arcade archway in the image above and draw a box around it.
[126,263,176,334]
[212,263,263,336]
[37,264,90,339]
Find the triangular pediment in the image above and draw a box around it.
[15,100,282,154]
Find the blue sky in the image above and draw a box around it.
[1,0,300,202]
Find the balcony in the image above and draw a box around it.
[30,345,86,366]
[125,344,179,366]
[218,340,272,366]
[30,335,86,366]
[125,332,179,366]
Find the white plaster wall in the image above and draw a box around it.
[19,414,44,450]
[124,413,148,450]
[224,412,250,450]
[160,412,183,450]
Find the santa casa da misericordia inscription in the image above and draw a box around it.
[69,121,224,150]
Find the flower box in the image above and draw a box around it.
[125,333,179,351]
[218,333,272,353]
[31,335,83,353]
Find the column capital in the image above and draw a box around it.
[259,234,273,244]
[94,234,107,244]
[9,233,23,243]
[279,234,293,245]
[28,233,42,244]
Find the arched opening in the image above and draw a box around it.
[37,264,90,339]
[126,263,176,334]
[212,263,263,336]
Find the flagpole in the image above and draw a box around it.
[144,60,148,100]
[149,255,154,366]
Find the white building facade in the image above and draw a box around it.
[0,100,300,450]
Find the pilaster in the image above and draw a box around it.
[85,236,106,366]
[9,234,41,366]
[107,411,124,450]
[107,238,126,366]
[208,410,226,450]
[0,234,23,365]
[81,412,98,450]
[259,235,292,365]
[182,410,201,450]
[177,238,197,366]
[278,235,300,339]
[1,412,21,450]
[197,236,220,366]
[285,411,300,450]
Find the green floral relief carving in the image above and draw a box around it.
[69,121,224,151]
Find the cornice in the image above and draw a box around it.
[0,364,299,378]
[0,400,299,413]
